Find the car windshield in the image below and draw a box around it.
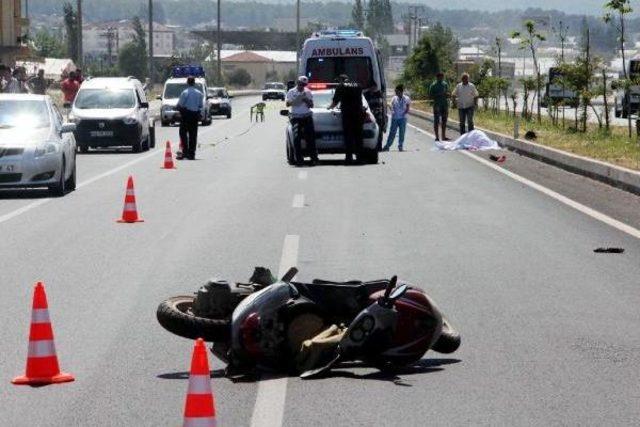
[208,89,226,98]
[165,83,205,99]
[306,57,374,88]
[0,100,50,128]
[264,83,285,90]
[75,89,136,109]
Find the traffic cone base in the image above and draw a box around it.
[12,282,74,386]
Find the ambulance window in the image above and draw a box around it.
[306,57,373,88]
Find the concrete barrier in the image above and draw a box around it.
[408,107,640,196]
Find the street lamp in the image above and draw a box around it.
[149,0,154,83]
[296,0,300,72]
[217,0,222,84]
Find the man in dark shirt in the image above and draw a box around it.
[328,74,364,164]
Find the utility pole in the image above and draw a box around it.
[148,0,154,83]
[217,0,222,84]
[407,6,424,51]
[77,0,83,67]
[296,0,300,72]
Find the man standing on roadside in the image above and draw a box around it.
[28,69,49,95]
[61,71,80,104]
[428,72,450,142]
[286,76,318,166]
[329,74,364,164]
[176,76,204,160]
[383,84,411,152]
[452,73,479,134]
[3,67,22,93]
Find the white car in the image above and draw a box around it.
[282,88,379,164]
[207,87,232,119]
[71,77,154,153]
[0,94,77,196]
[262,82,286,101]
[159,77,211,126]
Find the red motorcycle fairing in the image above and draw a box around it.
[369,288,443,365]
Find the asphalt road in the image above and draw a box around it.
[1,95,640,426]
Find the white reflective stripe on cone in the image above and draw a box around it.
[31,309,50,324]
[124,203,137,211]
[187,374,213,394]
[28,340,56,357]
[126,189,136,196]
[183,417,216,427]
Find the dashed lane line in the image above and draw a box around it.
[249,234,299,427]
[407,122,640,240]
[292,194,304,208]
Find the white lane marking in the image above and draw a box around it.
[292,194,304,208]
[249,234,299,427]
[408,122,640,240]
[298,171,308,180]
[0,99,260,226]
[0,149,162,226]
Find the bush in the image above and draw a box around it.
[227,68,252,87]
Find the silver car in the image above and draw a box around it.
[283,89,380,164]
[0,94,77,196]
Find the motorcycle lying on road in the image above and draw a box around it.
[156,267,461,379]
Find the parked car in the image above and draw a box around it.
[70,77,154,153]
[262,82,286,101]
[207,87,232,119]
[0,94,77,196]
[282,88,379,164]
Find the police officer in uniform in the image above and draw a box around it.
[328,75,363,164]
[176,76,204,160]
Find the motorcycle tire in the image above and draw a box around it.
[156,295,231,342]
[431,318,461,354]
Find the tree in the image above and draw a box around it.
[62,2,79,62]
[604,0,633,137]
[399,23,458,98]
[227,68,252,87]
[118,17,147,79]
[32,30,65,58]
[351,0,365,30]
[512,20,546,124]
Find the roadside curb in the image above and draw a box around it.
[408,108,640,196]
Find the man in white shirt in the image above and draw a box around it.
[286,76,318,166]
[452,73,479,135]
[383,84,411,152]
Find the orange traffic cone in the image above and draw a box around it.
[162,141,176,169]
[12,282,74,385]
[117,176,144,223]
[183,338,216,427]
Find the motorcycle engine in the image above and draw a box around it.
[193,278,253,318]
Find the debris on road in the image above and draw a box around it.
[490,154,507,163]
[593,247,625,253]
[12,282,75,386]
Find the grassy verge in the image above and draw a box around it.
[413,100,640,171]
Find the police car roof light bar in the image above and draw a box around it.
[171,65,205,78]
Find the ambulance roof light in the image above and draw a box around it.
[313,30,364,38]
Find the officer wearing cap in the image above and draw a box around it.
[286,76,318,166]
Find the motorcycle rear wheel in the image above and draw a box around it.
[156,296,231,341]
[431,318,461,354]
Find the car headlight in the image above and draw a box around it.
[34,142,60,158]
[123,115,138,125]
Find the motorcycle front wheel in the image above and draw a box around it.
[156,296,231,341]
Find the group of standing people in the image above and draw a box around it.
[428,72,479,141]
[0,66,51,95]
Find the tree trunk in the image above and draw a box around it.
[602,69,610,132]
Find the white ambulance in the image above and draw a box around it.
[299,30,388,148]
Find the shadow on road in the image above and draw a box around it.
[0,189,51,199]
[157,369,226,380]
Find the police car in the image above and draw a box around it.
[159,65,211,126]
[281,84,380,164]
[299,30,387,149]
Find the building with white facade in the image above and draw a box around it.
[0,0,28,64]
[82,20,174,62]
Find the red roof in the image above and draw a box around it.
[223,51,271,63]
